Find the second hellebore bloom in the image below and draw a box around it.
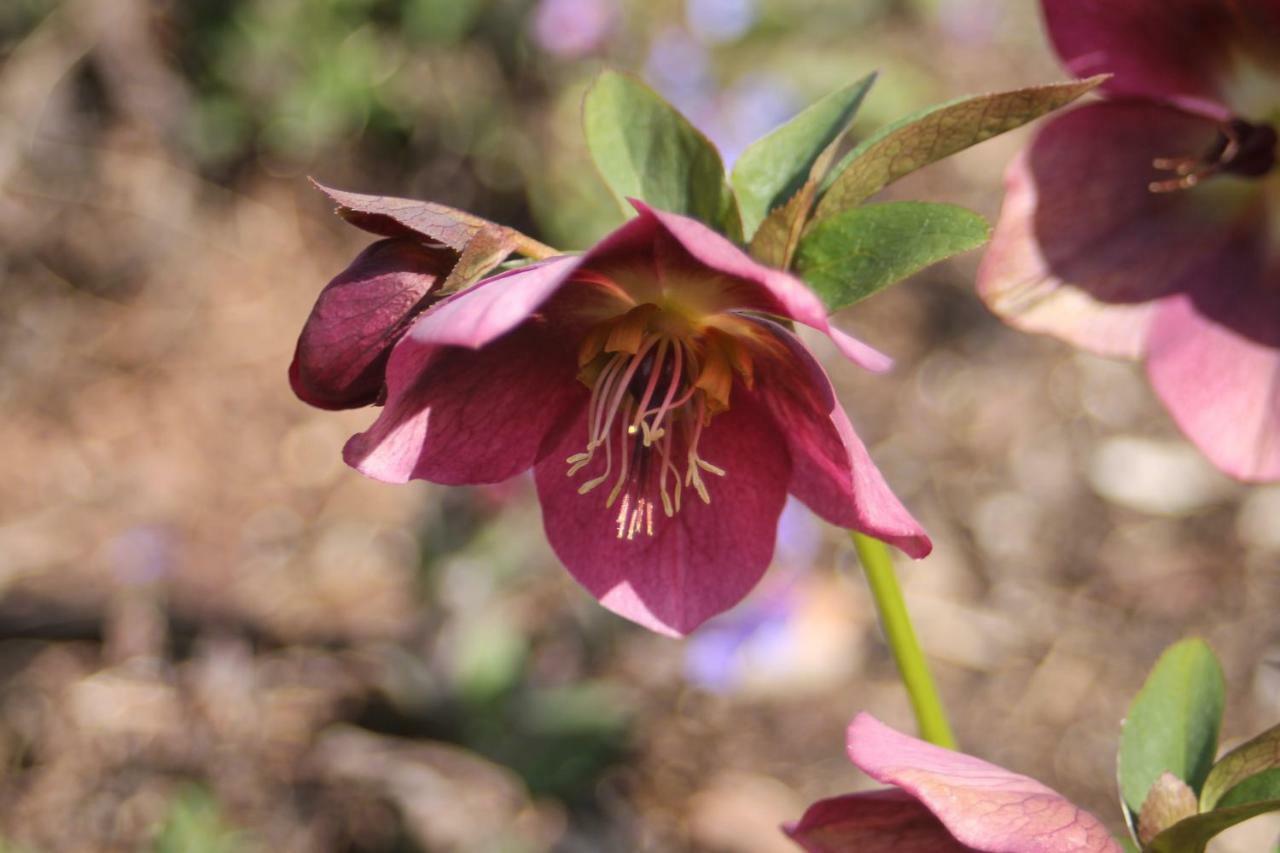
[329,201,930,635]
[786,713,1120,853]
[979,0,1280,481]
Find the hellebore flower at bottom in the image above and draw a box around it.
[978,0,1280,481]
[786,713,1120,853]
[340,201,930,635]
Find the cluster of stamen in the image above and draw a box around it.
[1150,117,1277,192]
[566,317,727,541]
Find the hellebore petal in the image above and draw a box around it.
[634,200,894,373]
[1147,250,1280,482]
[842,714,1122,853]
[1041,0,1280,117]
[290,238,455,409]
[344,320,583,484]
[978,101,1235,359]
[534,391,790,636]
[749,320,931,558]
[407,256,585,350]
[785,789,974,853]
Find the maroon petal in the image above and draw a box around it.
[751,320,930,558]
[632,201,893,372]
[290,238,454,409]
[978,101,1235,359]
[847,714,1122,853]
[784,790,976,853]
[1147,245,1280,482]
[343,318,584,485]
[533,391,790,636]
[1042,0,1280,115]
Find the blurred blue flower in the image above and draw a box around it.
[712,73,798,168]
[531,0,617,58]
[686,0,757,44]
[644,27,715,120]
[683,499,821,693]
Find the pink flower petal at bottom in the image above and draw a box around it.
[786,789,976,853]
[748,320,930,558]
[978,102,1229,360]
[533,391,790,637]
[845,714,1121,853]
[344,320,584,485]
[1147,263,1280,482]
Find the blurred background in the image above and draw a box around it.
[1,0,1279,850]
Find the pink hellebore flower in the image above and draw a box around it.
[340,201,930,635]
[979,0,1280,481]
[786,713,1121,853]
[290,237,456,409]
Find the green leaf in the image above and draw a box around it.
[731,74,875,239]
[1218,768,1280,809]
[792,201,989,311]
[1118,639,1225,822]
[1201,722,1280,810]
[583,70,739,238]
[1145,798,1280,853]
[813,76,1106,219]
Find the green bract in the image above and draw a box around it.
[583,70,740,239]
[814,76,1107,219]
[1117,639,1280,851]
[794,202,990,311]
[582,69,1099,318]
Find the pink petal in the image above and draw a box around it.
[1147,249,1280,482]
[290,238,453,409]
[632,201,893,373]
[407,256,583,350]
[343,319,584,484]
[847,714,1122,853]
[978,101,1234,360]
[751,320,930,558]
[785,790,976,853]
[402,209,678,351]
[533,391,790,636]
[1041,0,1280,117]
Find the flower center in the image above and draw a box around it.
[1150,117,1277,193]
[566,305,740,540]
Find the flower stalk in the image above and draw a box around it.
[851,531,955,750]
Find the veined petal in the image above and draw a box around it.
[406,256,583,349]
[533,391,790,636]
[978,102,1239,360]
[632,200,893,373]
[1041,0,1280,117]
[344,319,584,484]
[785,790,975,853]
[1147,250,1280,482]
[847,714,1121,853]
[750,320,930,558]
[290,238,454,409]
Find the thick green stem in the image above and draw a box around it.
[851,531,956,749]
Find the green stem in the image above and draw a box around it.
[851,531,956,749]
